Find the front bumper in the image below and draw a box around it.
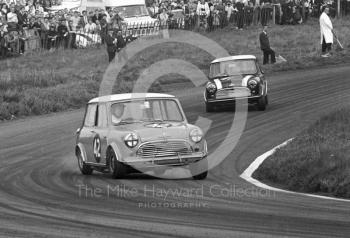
[122,152,207,168]
[204,87,265,104]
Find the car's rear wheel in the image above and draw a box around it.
[257,95,268,111]
[206,102,215,112]
[77,151,93,175]
[190,158,208,180]
[107,148,127,179]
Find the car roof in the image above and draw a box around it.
[211,55,256,64]
[88,93,175,103]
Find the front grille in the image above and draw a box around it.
[137,140,193,158]
[216,88,251,99]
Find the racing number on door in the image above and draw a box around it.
[93,135,101,163]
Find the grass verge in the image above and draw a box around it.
[1,17,350,120]
[253,108,350,199]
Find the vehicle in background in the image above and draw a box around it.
[204,55,268,112]
[105,0,159,37]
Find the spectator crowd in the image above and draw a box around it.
[0,0,348,59]
[0,0,126,58]
[148,0,344,30]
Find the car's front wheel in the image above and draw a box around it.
[257,95,268,111]
[107,148,128,179]
[206,102,215,112]
[77,151,93,175]
[189,158,208,180]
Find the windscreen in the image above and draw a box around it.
[110,99,184,125]
[114,5,149,18]
[209,60,257,78]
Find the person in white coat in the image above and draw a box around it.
[319,6,333,57]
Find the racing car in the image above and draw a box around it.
[204,55,268,112]
[75,93,208,179]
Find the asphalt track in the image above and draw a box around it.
[0,64,350,238]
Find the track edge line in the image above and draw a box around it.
[240,138,350,203]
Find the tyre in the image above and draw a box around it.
[107,148,127,179]
[189,158,208,180]
[77,151,93,175]
[257,95,267,111]
[206,102,215,112]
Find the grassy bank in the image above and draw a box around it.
[254,108,350,199]
[1,17,350,120]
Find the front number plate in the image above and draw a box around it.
[216,88,251,99]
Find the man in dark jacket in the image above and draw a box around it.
[259,25,276,64]
[16,6,27,29]
[57,18,69,48]
[115,29,127,62]
[105,30,117,62]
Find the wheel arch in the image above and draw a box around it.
[106,142,123,162]
[75,143,88,163]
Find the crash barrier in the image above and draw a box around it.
[0,28,102,58]
[0,28,41,57]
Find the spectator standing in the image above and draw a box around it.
[36,3,44,13]
[67,19,77,48]
[40,16,49,48]
[71,11,80,31]
[1,5,8,19]
[245,2,254,26]
[225,2,235,24]
[105,29,117,62]
[81,10,88,26]
[236,0,245,30]
[159,8,168,28]
[47,23,57,50]
[319,6,333,57]
[253,2,261,25]
[149,2,159,18]
[99,13,107,43]
[259,25,276,64]
[84,18,96,33]
[115,29,126,61]
[57,18,68,48]
[7,6,18,29]
[212,5,220,29]
[196,0,210,29]
[0,23,7,58]
[17,6,27,28]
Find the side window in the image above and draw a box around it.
[256,61,263,74]
[98,104,107,127]
[84,104,98,127]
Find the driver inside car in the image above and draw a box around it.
[111,103,125,124]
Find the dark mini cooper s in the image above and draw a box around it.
[204,55,268,112]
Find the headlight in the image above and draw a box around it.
[124,133,139,148]
[190,128,203,143]
[247,78,258,89]
[206,82,217,94]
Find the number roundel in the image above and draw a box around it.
[93,135,101,163]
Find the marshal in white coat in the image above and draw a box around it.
[319,12,333,44]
